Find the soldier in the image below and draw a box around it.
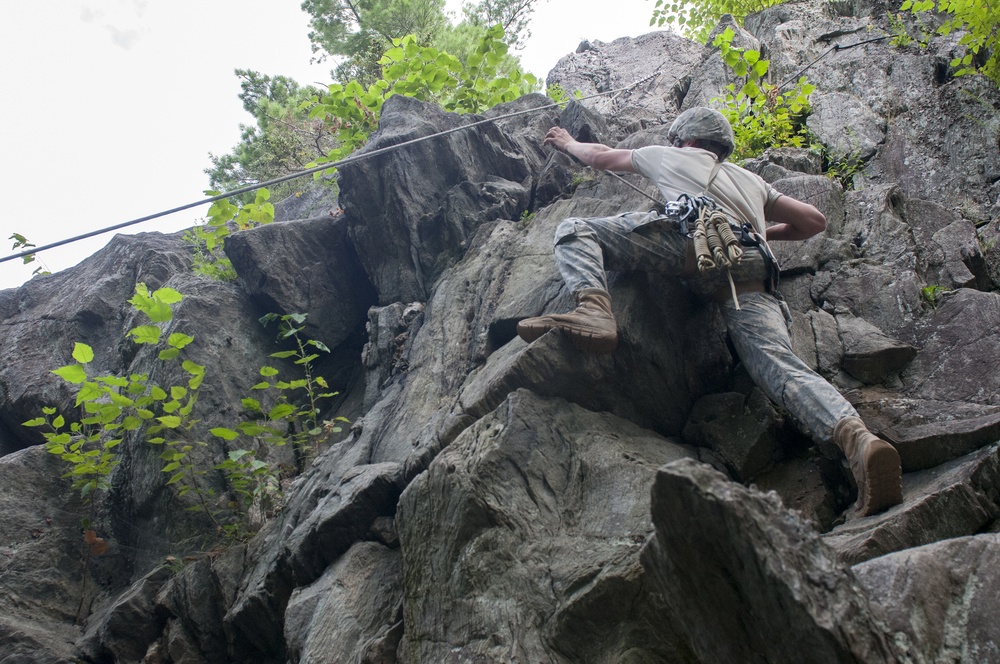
[517,107,903,516]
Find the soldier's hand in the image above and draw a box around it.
[543,126,574,152]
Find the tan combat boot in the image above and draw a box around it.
[516,288,618,354]
[833,416,903,516]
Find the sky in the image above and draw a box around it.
[0,0,659,291]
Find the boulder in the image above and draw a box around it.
[396,390,696,662]
[854,534,1000,664]
[641,458,899,663]
[824,444,1000,564]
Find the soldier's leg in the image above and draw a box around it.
[517,212,690,353]
[720,293,902,515]
[552,211,690,292]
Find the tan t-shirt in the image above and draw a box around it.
[630,145,782,235]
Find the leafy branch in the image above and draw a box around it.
[712,27,815,160]
[901,0,1000,85]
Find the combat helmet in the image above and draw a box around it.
[667,107,735,161]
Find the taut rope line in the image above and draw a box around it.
[1,70,665,266]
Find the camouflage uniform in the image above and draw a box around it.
[553,209,858,444]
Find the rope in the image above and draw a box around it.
[1,71,667,267]
[776,35,889,92]
[693,205,746,309]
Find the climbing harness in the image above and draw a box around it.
[661,179,782,310]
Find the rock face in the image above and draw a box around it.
[1,0,1000,661]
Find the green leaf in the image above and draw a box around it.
[182,360,205,376]
[75,382,104,406]
[23,417,46,427]
[268,403,296,420]
[109,393,134,407]
[308,340,330,353]
[210,427,240,441]
[269,351,297,359]
[152,287,183,304]
[157,415,182,429]
[158,348,180,361]
[162,461,181,473]
[260,366,280,377]
[129,325,162,345]
[53,364,88,384]
[168,333,194,349]
[171,386,187,400]
[72,343,95,364]
[151,386,168,400]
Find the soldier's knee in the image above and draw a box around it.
[554,218,592,246]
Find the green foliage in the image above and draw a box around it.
[459,0,539,49]
[544,83,583,108]
[901,0,1000,84]
[823,149,865,189]
[302,0,448,62]
[25,285,201,504]
[306,25,537,174]
[570,170,595,188]
[210,2,539,212]
[713,28,815,161]
[650,0,787,43]
[26,289,350,543]
[183,188,275,281]
[301,0,538,66]
[252,312,345,458]
[887,10,936,48]
[888,11,912,47]
[921,283,951,305]
[8,233,50,276]
[206,70,334,203]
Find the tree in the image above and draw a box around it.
[902,0,1000,85]
[650,0,787,43]
[205,70,335,202]
[460,0,541,49]
[301,0,542,67]
[301,0,448,64]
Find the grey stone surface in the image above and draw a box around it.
[825,444,1000,564]
[225,215,377,351]
[0,447,83,663]
[641,458,899,664]
[806,91,886,161]
[855,534,1000,664]
[284,542,403,664]
[1,1,1000,660]
[396,390,696,663]
[836,313,916,384]
[682,388,783,481]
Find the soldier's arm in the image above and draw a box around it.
[764,195,827,241]
[543,126,637,173]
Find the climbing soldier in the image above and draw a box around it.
[517,107,903,517]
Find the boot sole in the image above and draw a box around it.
[858,442,903,516]
[516,320,617,354]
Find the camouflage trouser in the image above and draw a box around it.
[553,211,857,444]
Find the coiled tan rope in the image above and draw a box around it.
[694,206,745,308]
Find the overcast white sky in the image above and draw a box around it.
[0,0,658,291]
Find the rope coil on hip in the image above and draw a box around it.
[694,206,743,271]
[692,204,746,309]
